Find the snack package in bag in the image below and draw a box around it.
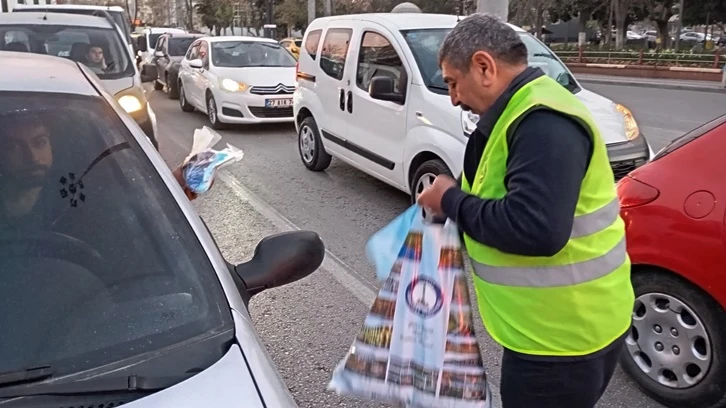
[181,126,244,194]
[329,205,491,408]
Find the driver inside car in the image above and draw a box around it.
[0,114,200,231]
[85,44,108,74]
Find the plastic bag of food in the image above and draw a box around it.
[329,205,491,408]
[181,126,244,194]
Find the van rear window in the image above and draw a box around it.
[304,29,322,60]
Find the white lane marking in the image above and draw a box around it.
[166,133,503,406]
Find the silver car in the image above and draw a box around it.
[0,52,322,407]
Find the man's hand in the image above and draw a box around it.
[416,174,457,216]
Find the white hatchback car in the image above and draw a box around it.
[177,36,298,128]
[0,51,323,407]
[293,13,655,199]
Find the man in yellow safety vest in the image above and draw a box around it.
[417,13,634,408]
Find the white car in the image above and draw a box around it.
[293,13,654,199]
[0,12,159,147]
[0,51,323,407]
[177,36,297,128]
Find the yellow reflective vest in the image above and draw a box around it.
[461,75,634,356]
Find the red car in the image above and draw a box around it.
[617,114,726,408]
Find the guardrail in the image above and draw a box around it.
[555,49,723,69]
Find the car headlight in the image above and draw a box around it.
[220,78,248,92]
[461,110,479,136]
[615,103,640,141]
[118,95,143,113]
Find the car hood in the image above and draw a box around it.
[574,88,628,144]
[435,87,628,145]
[124,344,264,407]
[102,76,136,96]
[213,66,296,87]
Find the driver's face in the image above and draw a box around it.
[0,122,53,188]
[88,47,104,64]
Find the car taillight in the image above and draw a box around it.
[617,176,660,208]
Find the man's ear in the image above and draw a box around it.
[471,51,497,86]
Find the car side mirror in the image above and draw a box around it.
[369,76,404,104]
[137,35,147,52]
[154,50,164,58]
[234,231,325,297]
[189,58,203,69]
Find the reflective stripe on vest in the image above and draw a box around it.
[471,238,627,288]
[570,198,620,238]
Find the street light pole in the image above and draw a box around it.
[324,0,332,16]
[477,0,509,21]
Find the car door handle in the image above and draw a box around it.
[346,91,353,113]
[339,89,345,111]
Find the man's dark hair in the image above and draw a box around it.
[438,13,528,72]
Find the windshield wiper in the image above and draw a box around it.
[0,373,192,398]
[428,84,448,91]
[0,366,52,387]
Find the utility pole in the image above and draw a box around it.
[674,0,684,50]
[477,0,509,21]
[308,0,315,26]
[324,0,332,16]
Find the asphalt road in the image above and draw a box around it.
[151,84,725,408]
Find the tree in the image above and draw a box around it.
[277,0,309,32]
[682,0,726,31]
[548,0,607,45]
[646,0,675,49]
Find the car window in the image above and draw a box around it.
[210,41,296,67]
[401,28,577,94]
[187,41,200,60]
[295,40,303,47]
[356,31,406,94]
[149,33,163,48]
[320,28,352,80]
[169,37,196,56]
[280,40,290,47]
[0,24,132,80]
[304,29,322,60]
[156,36,166,53]
[0,91,230,377]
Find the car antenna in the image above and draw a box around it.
[42,7,48,20]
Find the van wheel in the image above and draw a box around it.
[410,159,452,204]
[179,83,194,113]
[620,269,726,408]
[206,94,226,130]
[298,117,331,171]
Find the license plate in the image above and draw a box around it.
[265,98,293,108]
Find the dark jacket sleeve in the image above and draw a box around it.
[440,110,593,257]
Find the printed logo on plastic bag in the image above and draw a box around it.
[329,208,491,408]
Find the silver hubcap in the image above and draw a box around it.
[415,172,437,196]
[627,292,712,389]
[299,125,315,163]
[208,99,216,123]
[180,87,185,105]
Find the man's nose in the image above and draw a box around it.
[450,91,460,107]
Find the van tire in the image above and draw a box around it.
[179,83,194,112]
[298,117,331,172]
[410,159,452,204]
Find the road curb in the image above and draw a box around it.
[578,78,726,94]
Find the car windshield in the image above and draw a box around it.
[401,28,579,94]
[11,9,132,44]
[0,91,231,378]
[169,37,196,56]
[0,24,133,80]
[149,33,163,48]
[211,41,297,68]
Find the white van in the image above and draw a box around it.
[293,13,654,199]
[136,27,187,78]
